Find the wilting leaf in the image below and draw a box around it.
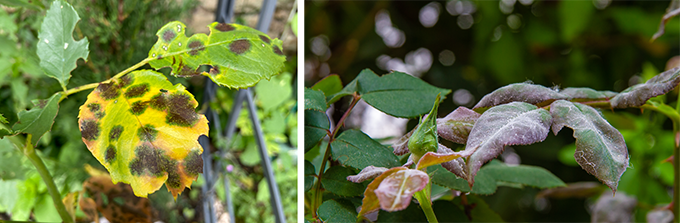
[347,165,389,183]
[311,74,343,101]
[408,94,440,158]
[559,87,617,100]
[78,197,98,222]
[148,21,285,88]
[482,160,565,188]
[391,128,413,156]
[473,83,567,109]
[78,70,208,198]
[36,0,89,90]
[318,199,357,223]
[82,175,152,223]
[437,106,480,144]
[374,169,428,212]
[591,191,636,223]
[652,0,680,41]
[463,102,552,186]
[331,130,401,170]
[416,151,463,170]
[359,167,407,216]
[550,100,628,191]
[61,192,78,222]
[13,93,62,146]
[610,67,680,108]
[321,166,365,197]
[304,160,315,192]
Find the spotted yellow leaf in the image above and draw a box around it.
[78,70,208,199]
[148,21,286,89]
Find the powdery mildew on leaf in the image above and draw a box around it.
[610,67,680,108]
[437,106,480,144]
[359,167,407,216]
[463,102,552,186]
[550,100,628,191]
[473,83,568,109]
[347,166,389,183]
[652,0,680,41]
[437,144,468,179]
[148,21,286,89]
[391,128,413,156]
[374,169,429,212]
[559,87,618,100]
[78,70,208,199]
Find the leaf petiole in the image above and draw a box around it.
[62,57,154,99]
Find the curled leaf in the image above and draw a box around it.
[148,21,286,88]
[436,106,479,144]
[463,102,552,186]
[473,83,568,109]
[416,151,463,170]
[652,0,680,41]
[347,166,389,183]
[437,144,468,179]
[550,100,628,191]
[559,87,617,100]
[374,169,429,212]
[359,167,407,216]
[610,67,680,108]
[392,128,414,156]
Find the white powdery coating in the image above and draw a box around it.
[437,106,480,144]
[473,83,568,109]
[347,166,390,183]
[391,128,414,156]
[438,143,467,179]
[611,67,680,108]
[374,169,429,212]
[463,102,552,185]
[559,87,618,99]
[550,100,628,191]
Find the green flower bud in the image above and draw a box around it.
[408,94,441,159]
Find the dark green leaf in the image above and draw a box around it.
[432,200,469,222]
[452,194,504,222]
[37,0,89,90]
[304,88,327,112]
[482,160,566,188]
[376,201,428,222]
[327,71,360,105]
[416,151,463,170]
[611,67,680,108]
[318,199,358,223]
[428,165,497,195]
[321,166,365,197]
[437,106,480,144]
[473,83,567,109]
[550,100,628,191]
[311,74,343,100]
[304,160,315,192]
[304,110,328,152]
[0,0,42,10]
[331,130,401,170]
[13,93,61,146]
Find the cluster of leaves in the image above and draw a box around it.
[305,66,680,221]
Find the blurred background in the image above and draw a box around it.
[305,0,678,221]
[0,0,297,222]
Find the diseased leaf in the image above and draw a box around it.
[37,0,89,90]
[148,21,286,88]
[331,130,401,170]
[652,0,680,41]
[347,165,389,183]
[437,144,468,179]
[311,74,343,101]
[408,94,440,158]
[82,175,152,222]
[473,83,567,109]
[359,167,407,216]
[391,128,413,156]
[591,191,636,222]
[550,100,628,191]
[646,207,673,223]
[13,92,62,146]
[463,102,552,187]
[78,70,208,198]
[304,110,328,152]
[318,199,358,223]
[304,160,315,192]
[559,87,618,100]
[610,67,680,108]
[482,160,565,188]
[416,151,463,170]
[374,169,428,212]
[321,166,365,197]
[437,106,480,144]
[304,88,327,112]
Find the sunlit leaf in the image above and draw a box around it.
[437,106,480,144]
[148,21,285,88]
[359,167,407,216]
[13,92,62,146]
[347,166,389,183]
[559,87,617,100]
[473,83,567,110]
[652,0,680,41]
[321,166,365,197]
[318,199,357,222]
[610,67,680,108]
[78,70,208,198]
[331,130,401,170]
[550,100,628,191]
[463,102,552,187]
[374,169,428,212]
[37,0,89,90]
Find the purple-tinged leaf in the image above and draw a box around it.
[610,67,680,108]
[437,144,467,179]
[416,151,463,170]
[359,167,407,216]
[550,100,628,191]
[559,87,617,100]
[652,0,680,41]
[591,191,636,223]
[473,83,568,109]
[646,207,673,223]
[347,166,389,183]
[374,169,429,212]
[437,106,480,144]
[463,102,552,186]
[392,128,414,156]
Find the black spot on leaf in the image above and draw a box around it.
[215,23,235,32]
[36,99,48,108]
[129,144,177,179]
[273,45,283,55]
[137,124,158,142]
[95,111,106,119]
[178,66,201,77]
[109,125,123,141]
[98,82,120,100]
[87,103,100,112]
[166,93,199,127]
[188,41,205,56]
[229,39,250,54]
[105,145,116,162]
[125,84,150,98]
[259,35,270,44]
[130,101,148,115]
[183,150,203,177]
[166,170,181,189]
[162,30,176,42]
[150,94,168,110]
[81,120,100,141]
[118,74,133,88]
[160,89,168,93]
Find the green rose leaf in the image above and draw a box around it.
[318,199,358,222]
[482,160,566,189]
[311,74,343,100]
[304,160,315,192]
[0,113,11,138]
[148,21,286,89]
[331,130,401,170]
[304,88,327,112]
[13,92,62,146]
[37,0,89,90]
[321,166,365,197]
[304,110,329,153]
